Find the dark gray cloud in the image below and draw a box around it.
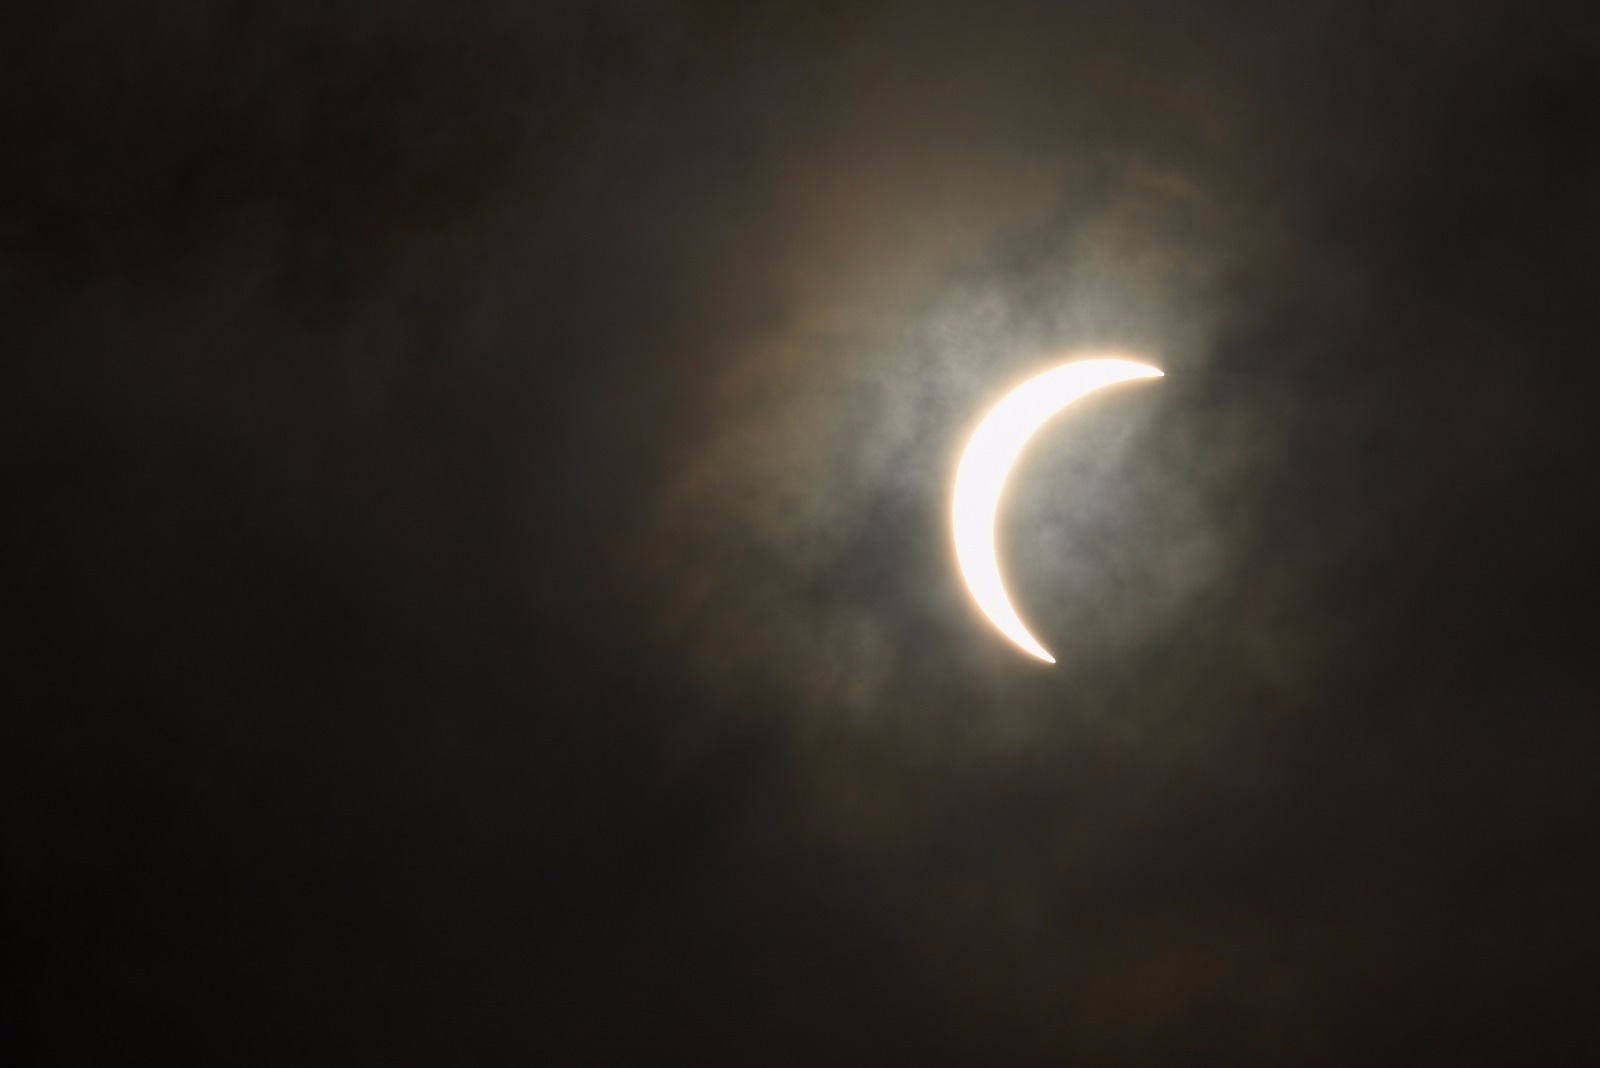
[6,1,1598,1063]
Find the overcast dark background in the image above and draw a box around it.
[5,1,1599,1063]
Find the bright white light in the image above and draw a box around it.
[952,357,1163,662]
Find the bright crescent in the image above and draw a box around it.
[953,357,1163,662]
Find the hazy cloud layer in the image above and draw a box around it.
[7,1,1598,1062]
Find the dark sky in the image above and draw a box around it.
[6,1,1599,1063]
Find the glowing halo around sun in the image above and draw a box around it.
[952,357,1164,662]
